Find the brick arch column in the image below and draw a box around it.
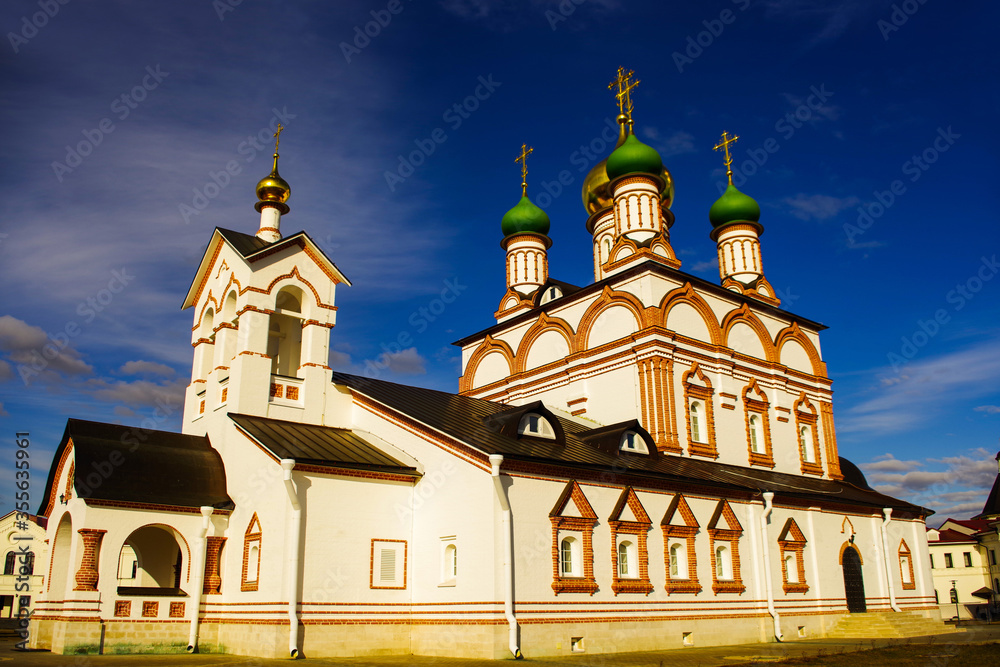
[73,528,107,591]
[203,536,226,594]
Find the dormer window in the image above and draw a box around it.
[540,285,563,304]
[519,413,555,439]
[619,431,648,454]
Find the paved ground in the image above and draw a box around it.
[4,624,999,666]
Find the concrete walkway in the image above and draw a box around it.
[5,625,999,666]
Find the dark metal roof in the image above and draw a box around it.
[229,413,419,476]
[217,227,270,257]
[974,460,1000,519]
[39,419,232,515]
[452,259,827,348]
[838,457,873,490]
[333,372,928,516]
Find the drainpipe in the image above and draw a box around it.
[881,508,902,612]
[760,492,783,642]
[281,459,303,658]
[186,506,213,653]
[489,454,521,659]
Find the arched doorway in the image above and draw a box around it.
[118,525,187,592]
[842,545,866,613]
[48,514,73,599]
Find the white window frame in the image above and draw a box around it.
[669,541,688,580]
[617,539,637,579]
[440,537,457,587]
[619,431,648,454]
[689,400,704,443]
[785,553,798,583]
[748,414,763,454]
[371,539,407,590]
[559,534,582,578]
[715,544,733,581]
[519,413,555,439]
[799,425,814,462]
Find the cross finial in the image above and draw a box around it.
[713,131,739,185]
[608,67,640,126]
[273,123,284,153]
[515,143,533,197]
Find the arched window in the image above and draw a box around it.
[268,287,305,377]
[618,542,629,576]
[799,425,813,462]
[689,401,703,443]
[619,431,648,454]
[785,553,798,583]
[560,537,580,577]
[199,308,215,378]
[3,552,15,575]
[749,415,762,453]
[247,545,259,583]
[540,286,563,305]
[519,413,555,439]
[715,545,732,581]
[669,542,687,580]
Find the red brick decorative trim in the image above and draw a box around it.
[142,601,158,618]
[370,539,407,590]
[794,393,823,475]
[550,480,599,595]
[73,529,106,591]
[241,514,261,592]
[114,600,131,617]
[682,363,718,459]
[204,537,226,595]
[707,500,746,595]
[777,518,809,594]
[169,601,186,618]
[898,539,916,590]
[743,379,775,468]
[609,487,654,595]
[661,494,701,594]
[43,440,74,517]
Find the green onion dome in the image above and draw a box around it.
[709,183,761,229]
[606,133,663,181]
[501,195,550,237]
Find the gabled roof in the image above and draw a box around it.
[229,413,419,477]
[930,528,978,544]
[182,227,351,309]
[332,372,929,516]
[39,419,232,515]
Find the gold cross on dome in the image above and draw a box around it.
[273,123,284,152]
[515,143,533,196]
[608,67,640,123]
[713,131,739,185]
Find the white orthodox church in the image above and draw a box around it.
[30,73,950,659]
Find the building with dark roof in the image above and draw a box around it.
[30,76,953,659]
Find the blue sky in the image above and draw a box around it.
[1,0,998,524]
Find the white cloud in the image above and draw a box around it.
[118,360,175,377]
[371,347,427,376]
[690,257,719,273]
[975,405,1000,414]
[0,315,93,382]
[84,377,187,410]
[839,339,1000,435]
[783,193,859,221]
[860,453,922,473]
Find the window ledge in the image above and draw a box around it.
[438,580,456,588]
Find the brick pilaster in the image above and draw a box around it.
[73,528,107,591]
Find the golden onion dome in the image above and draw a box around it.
[581,116,675,218]
[255,153,290,205]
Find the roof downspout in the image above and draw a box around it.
[489,454,522,659]
[881,508,902,612]
[281,459,303,658]
[186,506,213,653]
[761,492,783,642]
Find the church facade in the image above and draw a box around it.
[30,74,944,659]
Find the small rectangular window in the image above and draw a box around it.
[944,553,953,568]
[992,550,998,566]
[929,554,935,569]
[963,552,972,567]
